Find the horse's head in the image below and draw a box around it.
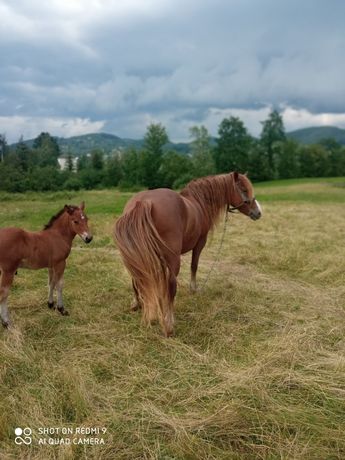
[65,202,93,243]
[229,172,262,220]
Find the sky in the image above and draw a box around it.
[1,0,345,143]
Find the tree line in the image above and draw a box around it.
[1,110,345,193]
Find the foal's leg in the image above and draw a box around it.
[47,268,55,309]
[52,261,69,316]
[190,235,207,293]
[0,270,15,328]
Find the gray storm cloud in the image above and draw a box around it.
[0,0,344,142]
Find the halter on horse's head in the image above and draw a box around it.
[228,172,262,221]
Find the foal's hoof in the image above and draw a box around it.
[57,307,69,316]
[48,301,55,309]
[1,319,10,329]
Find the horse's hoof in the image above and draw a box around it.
[130,302,141,312]
[58,307,69,316]
[1,319,10,329]
[48,301,55,309]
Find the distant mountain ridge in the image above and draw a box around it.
[287,126,345,145]
[12,125,345,156]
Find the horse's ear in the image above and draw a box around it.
[64,205,74,215]
[80,201,85,211]
[233,171,239,182]
[244,171,248,177]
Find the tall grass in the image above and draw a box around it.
[0,179,344,459]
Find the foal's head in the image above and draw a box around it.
[65,202,93,243]
[230,172,262,220]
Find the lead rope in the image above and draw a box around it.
[197,207,230,293]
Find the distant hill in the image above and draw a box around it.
[57,132,144,155]
[287,126,345,145]
[13,132,191,156]
[11,125,345,156]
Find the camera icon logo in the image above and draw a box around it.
[14,427,32,445]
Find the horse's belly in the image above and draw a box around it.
[19,258,46,269]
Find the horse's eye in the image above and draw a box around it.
[73,220,79,224]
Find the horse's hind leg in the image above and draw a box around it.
[131,280,142,312]
[190,235,207,293]
[162,256,180,338]
[0,270,15,328]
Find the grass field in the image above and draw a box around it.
[0,177,345,459]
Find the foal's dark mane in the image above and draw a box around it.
[180,173,234,228]
[43,206,77,230]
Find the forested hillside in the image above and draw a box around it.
[1,112,345,192]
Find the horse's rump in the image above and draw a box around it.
[114,200,171,327]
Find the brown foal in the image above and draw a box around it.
[0,202,92,327]
[114,172,262,337]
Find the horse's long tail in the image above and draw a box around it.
[114,201,171,333]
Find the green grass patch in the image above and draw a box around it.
[0,178,345,459]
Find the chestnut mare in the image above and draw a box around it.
[114,172,262,337]
[0,202,92,327]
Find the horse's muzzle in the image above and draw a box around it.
[84,235,93,244]
[249,210,261,221]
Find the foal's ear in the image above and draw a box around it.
[233,171,239,182]
[80,201,85,211]
[64,204,75,215]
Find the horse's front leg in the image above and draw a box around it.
[0,270,15,328]
[52,261,69,316]
[190,235,207,293]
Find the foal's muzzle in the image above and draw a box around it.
[81,232,93,243]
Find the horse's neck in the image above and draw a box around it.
[181,174,233,222]
[47,213,75,244]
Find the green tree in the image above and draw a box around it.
[247,142,271,182]
[0,163,28,192]
[32,132,60,168]
[299,144,330,177]
[214,116,252,173]
[189,125,215,177]
[28,166,63,191]
[90,149,104,170]
[104,153,122,187]
[319,138,345,176]
[276,139,300,179]
[141,123,169,188]
[65,150,74,172]
[14,136,31,171]
[260,110,286,176]
[0,134,9,163]
[119,147,141,188]
[77,154,89,171]
[160,150,193,188]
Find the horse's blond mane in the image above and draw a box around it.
[180,173,233,229]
